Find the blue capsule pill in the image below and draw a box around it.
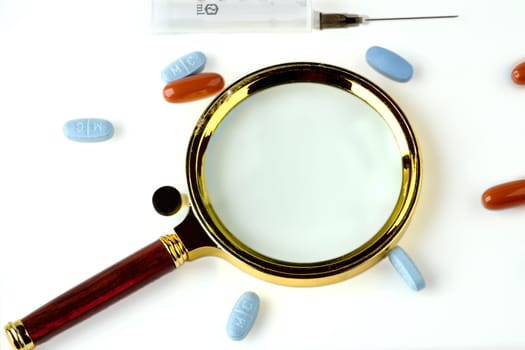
[161,51,206,83]
[366,46,413,82]
[388,246,425,291]
[63,118,114,142]
[226,291,260,341]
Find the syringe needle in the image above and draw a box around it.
[318,13,458,30]
[365,15,459,22]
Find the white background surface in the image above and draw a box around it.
[0,1,524,349]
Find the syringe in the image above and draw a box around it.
[152,0,458,34]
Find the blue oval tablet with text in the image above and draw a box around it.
[63,118,114,142]
[226,291,260,341]
[366,46,413,82]
[161,51,206,83]
[388,246,425,291]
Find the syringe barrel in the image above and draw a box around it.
[152,0,315,33]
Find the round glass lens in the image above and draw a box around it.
[204,82,402,263]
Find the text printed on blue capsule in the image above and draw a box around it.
[171,54,199,76]
[63,118,114,142]
[161,51,206,83]
[233,299,256,329]
[75,120,105,136]
[226,292,260,341]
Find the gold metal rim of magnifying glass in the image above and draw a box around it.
[186,62,421,287]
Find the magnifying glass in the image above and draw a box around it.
[5,62,421,350]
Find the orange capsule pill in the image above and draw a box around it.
[163,72,224,103]
[482,179,525,210]
[511,62,525,85]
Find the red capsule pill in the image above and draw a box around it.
[482,179,525,210]
[163,72,224,103]
[511,62,525,85]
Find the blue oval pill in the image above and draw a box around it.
[161,51,206,83]
[226,291,260,341]
[366,46,413,82]
[63,118,114,142]
[388,246,425,291]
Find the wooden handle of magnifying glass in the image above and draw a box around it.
[5,235,186,350]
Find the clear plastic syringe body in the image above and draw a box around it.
[152,0,321,33]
